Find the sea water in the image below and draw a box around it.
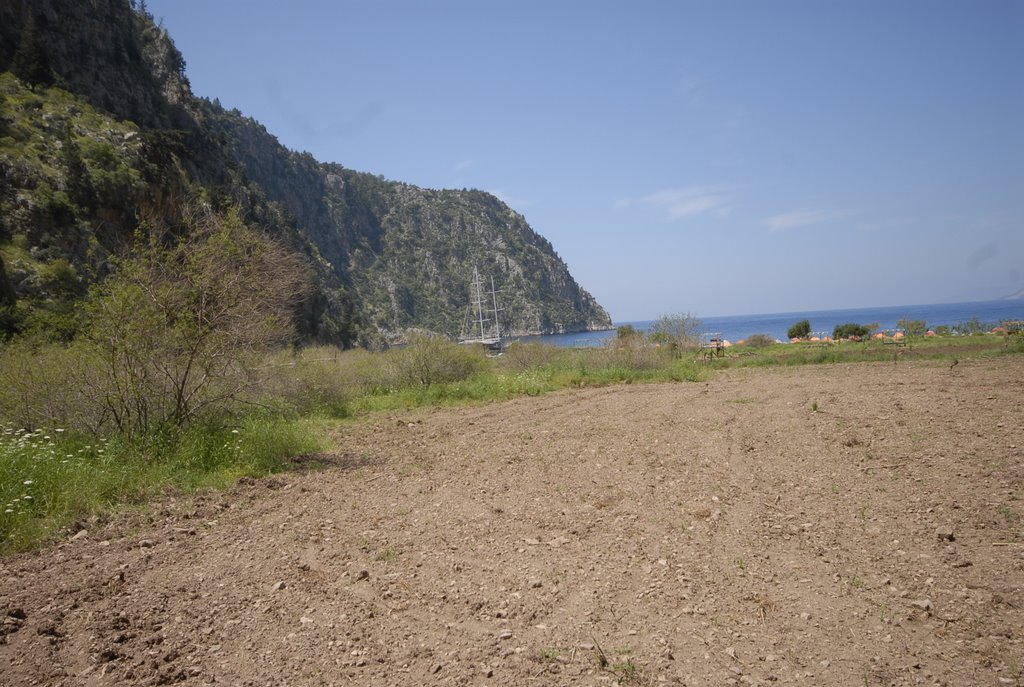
[516,299,1024,348]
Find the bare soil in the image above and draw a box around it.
[2,357,1023,687]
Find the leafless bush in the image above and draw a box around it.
[738,333,776,348]
[603,345,670,371]
[361,334,487,390]
[582,340,671,371]
[0,340,107,431]
[82,204,310,435]
[499,342,562,371]
[257,346,367,414]
[648,312,702,354]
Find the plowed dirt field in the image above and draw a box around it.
[2,357,1023,686]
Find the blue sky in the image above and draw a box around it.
[148,0,1023,321]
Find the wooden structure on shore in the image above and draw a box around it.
[700,333,725,361]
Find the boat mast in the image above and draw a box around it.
[490,275,502,340]
[473,267,488,341]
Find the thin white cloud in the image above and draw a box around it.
[619,185,731,221]
[764,209,852,232]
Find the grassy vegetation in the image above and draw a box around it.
[1,330,1020,553]
[0,416,324,552]
[717,332,1024,369]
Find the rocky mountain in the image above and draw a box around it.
[0,0,611,345]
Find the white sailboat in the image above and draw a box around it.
[459,267,505,352]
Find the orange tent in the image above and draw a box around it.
[872,332,885,339]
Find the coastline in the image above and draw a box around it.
[517,299,1024,348]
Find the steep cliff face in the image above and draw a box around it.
[327,173,609,335]
[0,0,611,343]
[212,111,609,336]
[204,110,352,279]
[0,0,192,128]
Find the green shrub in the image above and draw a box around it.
[953,317,992,335]
[897,318,927,337]
[787,320,811,339]
[79,139,120,171]
[616,324,638,339]
[39,258,84,299]
[32,186,76,230]
[833,323,870,340]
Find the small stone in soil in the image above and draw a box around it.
[911,599,932,611]
[935,527,955,542]
[529,578,542,588]
[272,581,286,591]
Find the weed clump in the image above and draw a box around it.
[737,333,776,348]
[364,334,487,390]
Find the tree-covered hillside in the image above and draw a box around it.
[0,0,611,345]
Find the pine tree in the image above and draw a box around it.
[61,126,96,211]
[11,13,54,90]
[0,255,15,308]
[0,253,17,340]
